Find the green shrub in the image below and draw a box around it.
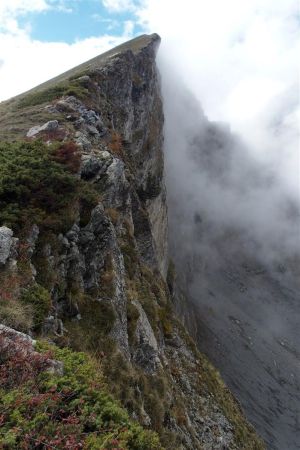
[0,336,163,449]
[17,86,67,108]
[20,284,51,330]
[0,140,99,233]
[17,80,89,109]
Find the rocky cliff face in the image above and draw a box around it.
[0,34,263,449]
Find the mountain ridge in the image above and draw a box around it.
[0,34,264,449]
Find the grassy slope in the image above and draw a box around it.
[0,34,159,141]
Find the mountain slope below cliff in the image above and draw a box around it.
[162,78,300,450]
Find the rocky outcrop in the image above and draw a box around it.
[0,226,17,265]
[131,300,161,373]
[27,119,59,138]
[0,324,63,375]
[0,34,263,449]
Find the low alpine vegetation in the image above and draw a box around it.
[0,331,163,449]
[0,140,98,233]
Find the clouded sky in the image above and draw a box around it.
[1,1,298,107]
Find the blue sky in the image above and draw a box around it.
[18,1,142,44]
[0,0,147,101]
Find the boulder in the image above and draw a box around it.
[27,120,59,138]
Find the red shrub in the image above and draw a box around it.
[0,332,52,389]
[51,142,81,173]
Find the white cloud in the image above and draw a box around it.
[0,33,130,101]
[48,1,74,13]
[227,78,286,122]
[102,0,135,12]
[0,0,49,32]
[0,0,135,101]
[136,0,300,196]
[0,0,298,198]
[136,0,299,119]
[123,19,134,35]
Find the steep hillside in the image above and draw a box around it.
[162,78,300,450]
[0,34,264,449]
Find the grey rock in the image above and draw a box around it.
[0,226,16,265]
[78,205,129,356]
[44,104,59,114]
[75,131,92,151]
[81,152,113,180]
[66,224,80,243]
[26,224,39,258]
[132,300,161,373]
[86,124,99,135]
[56,96,84,113]
[77,75,91,85]
[103,158,130,209]
[27,120,58,137]
[42,315,64,336]
[74,117,85,128]
[82,109,99,125]
[81,154,101,179]
[0,323,36,345]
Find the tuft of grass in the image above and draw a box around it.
[108,131,124,159]
[105,207,120,226]
[0,298,33,333]
[64,295,116,357]
[127,300,140,346]
[166,259,176,294]
[20,284,51,331]
[98,252,116,301]
[17,86,66,108]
